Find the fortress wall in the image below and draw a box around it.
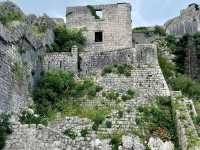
[5,123,111,150]
[44,48,78,74]
[79,47,135,75]
[0,22,54,113]
[0,43,13,113]
[164,4,200,35]
[66,3,132,52]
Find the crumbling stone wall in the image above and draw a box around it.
[164,4,200,35]
[0,22,54,113]
[44,47,78,74]
[66,3,132,52]
[5,122,112,150]
[171,92,200,150]
[80,47,135,75]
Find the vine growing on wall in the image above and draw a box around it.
[87,5,100,19]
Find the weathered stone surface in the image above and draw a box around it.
[164,4,200,35]
[148,137,174,150]
[66,3,133,52]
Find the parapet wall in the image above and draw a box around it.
[44,48,78,74]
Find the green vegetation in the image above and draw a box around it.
[135,97,179,147]
[133,26,166,36]
[0,113,12,150]
[154,25,166,36]
[87,5,100,19]
[11,62,24,85]
[101,64,133,77]
[121,89,136,101]
[80,128,88,137]
[33,70,103,118]
[64,129,77,139]
[92,112,105,131]
[0,6,24,25]
[110,134,122,150]
[171,75,200,100]
[132,27,151,33]
[102,90,119,101]
[47,25,86,52]
[19,109,48,126]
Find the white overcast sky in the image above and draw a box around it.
[2,0,200,27]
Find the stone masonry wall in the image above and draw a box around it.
[171,93,200,150]
[80,47,135,75]
[5,122,112,150]
[164,4,200,36]
[66,3,132,52]
[0,22,54,113]
[44,47,78,74]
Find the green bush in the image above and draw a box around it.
[80,128,88,137]
[101,64,133,77]
[171,75,200,99]
[121,94,131,101]
[0,113,12,150]
[104,90,119,100]
[33,70,102,117]
[92,112,105,131]
[127,89,135,97]
[19,109,48,126]
[47,25,86,52]
[110,134,122,150]
[154,25,166,36]
[63,129,77,139]
[0,6,24,25]
[136,98,177,142]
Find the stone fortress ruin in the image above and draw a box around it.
[164,3,200,36]
[1,1,200,150]
[45,3,170,97]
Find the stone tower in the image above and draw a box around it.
[66,3,133,52]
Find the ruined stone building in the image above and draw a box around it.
[164,3,200,36]
[45,3,170,98]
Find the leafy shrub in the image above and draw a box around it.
[0,113,12,150]
[0,5,24,25]
[121,94,131,101]
[105,121,112,128]
[110,134,122,150]
[47,25,86,52]
[33,70,102,117]
[136,98,177,142]
[101,64,133,77]
[154,26,166,36]
[19,109,48,126]
[80,128,88,137]
[92,112,105,131]
[104,90,119,100]
[64,129,77,139]
[171,75,200,99]
[127,89,135,97]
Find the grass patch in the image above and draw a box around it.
[101,64,133,77]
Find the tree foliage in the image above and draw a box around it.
[47,26,86,52]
